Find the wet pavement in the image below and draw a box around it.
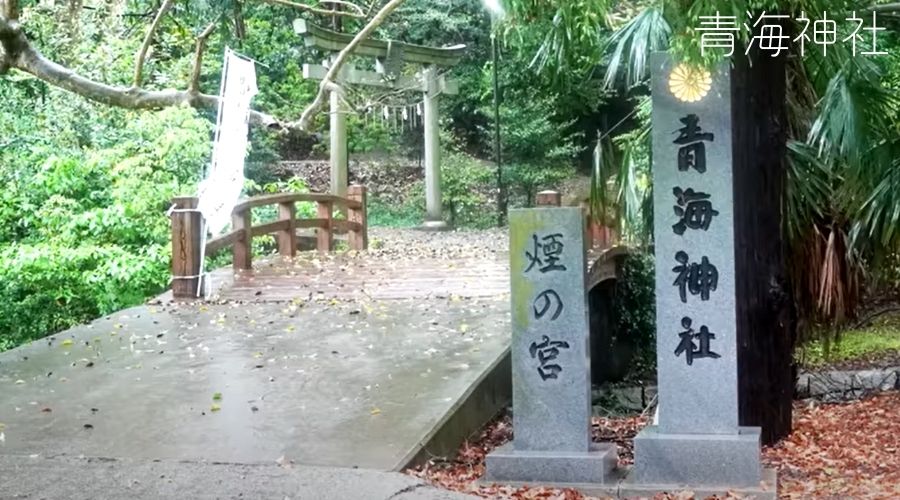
[0,296,509,470]
[0,228,511,497]
[0,454,476,499]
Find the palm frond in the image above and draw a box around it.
[808,58,899,163]
[850,143,900,251]
[785,140,835,241]
[601,7,672,90]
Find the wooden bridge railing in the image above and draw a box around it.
[170,185,367,298]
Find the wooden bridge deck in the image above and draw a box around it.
[202,228,511,303]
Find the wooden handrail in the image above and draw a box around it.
[170,185,368,298]
[231,192,362,214]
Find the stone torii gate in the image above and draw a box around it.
[295,19,465,229]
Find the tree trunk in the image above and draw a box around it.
[731,49,797,445]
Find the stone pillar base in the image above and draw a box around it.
[632,425,764,487]
[419,220,449,231]
[619,467,777,500]
[484,442,618,485]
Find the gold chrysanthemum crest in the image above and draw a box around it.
[668,63,712,103]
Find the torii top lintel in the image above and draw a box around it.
[293,19,466,68]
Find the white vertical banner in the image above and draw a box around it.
[197,48,258,235]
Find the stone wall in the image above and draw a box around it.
[592,365,900,416]
[795,366,900,402]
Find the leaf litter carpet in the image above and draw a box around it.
[409,391,900,499]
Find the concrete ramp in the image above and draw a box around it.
[0,297,510,470]
[0,229,513,472]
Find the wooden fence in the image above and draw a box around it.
[170,185,367,298]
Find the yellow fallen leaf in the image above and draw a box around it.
[210,404,221,412]
[370,408,381,415]
[14,380,24,385]
[253,352,263,359]
[285,325,295,332]
[61,339,73,346]
[460,324,469,333]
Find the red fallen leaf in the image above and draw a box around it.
[40,407,51,413]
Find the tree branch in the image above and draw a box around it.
[0,0,17,72]
[0,0,405,134]
[260,0,365,18]
[133,0,176,87]
[294,0,405,130]
[0,16,280,128]
[316,0,365,17]
[869,3,900,13]
[0,0,18,20]
[189,16,221,93]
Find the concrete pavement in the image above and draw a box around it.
[0,454,476,499]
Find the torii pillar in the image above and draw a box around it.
[294,19,465,229]
[328,58,349,201]
[422,65,444,229]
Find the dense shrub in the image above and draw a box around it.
[441,152,495,228]
[589,250,656,383]
[367,151,499,229]
[0,105,210,350]
[0,244,169,350]
[614,252,656,378]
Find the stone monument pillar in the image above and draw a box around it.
[627,53,773,496]
[484,207,617,485]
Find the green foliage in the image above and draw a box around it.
[614,252,657,378]
[0,102,210,349]
[503,163,573,207]
[368,185,425,228]
[797,312,900,368]
[441,152,496,228]
[0,244,170,349]
[367,151,499,229]
[601,7,672,89]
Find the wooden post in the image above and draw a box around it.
[232,209,252,271]
[317,200,333,253]
[535,190,561,207]
[171,196,202,299]
[277,201,297,257]
[347,185,368,251]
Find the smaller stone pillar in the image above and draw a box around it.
[484,207,617,485]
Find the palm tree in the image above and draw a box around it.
[499,0,900,444]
